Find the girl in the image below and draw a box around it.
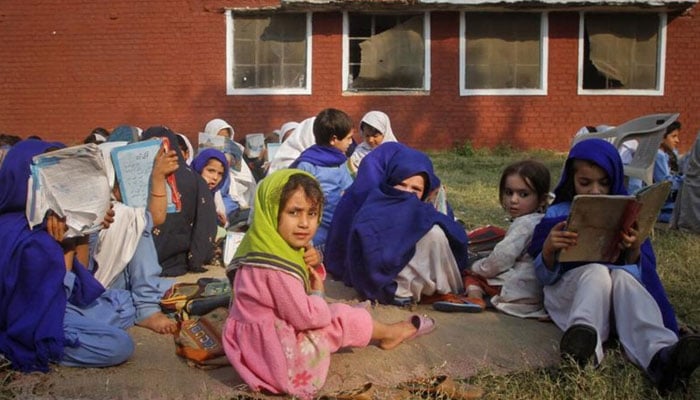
[437,160,551,316]
[654,121,684,222]
[0,139,134,372]
[192,148,229,226]
[141,126,217,276]
[528,139,698,394]
[340,144,469,305]
[222,169,434,399]
[348,111,398,174]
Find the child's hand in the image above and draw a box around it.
[620,224,641,263]
[152,146,179,180]
[101,203,115,230]
[307,263,326,293]
[46,211,68,243]
[542,221,578,268]
[303,246,321,268]
[217,212,228,227]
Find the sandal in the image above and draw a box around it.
[407,314,436,340]
[432,296,485,313]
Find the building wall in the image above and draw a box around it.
[1,1,698,151]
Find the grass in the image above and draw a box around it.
[1,147,698,400]
[429,146,700,400]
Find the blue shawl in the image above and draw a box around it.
[191,148,230,192]
[0,140,105,372]
[342,146,468,303]
[528,139,678,334]
[290,144,347,168]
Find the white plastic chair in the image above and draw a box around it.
[572,113,680,186]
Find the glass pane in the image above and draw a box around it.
[464,12,541,89]
[233,13,307,89]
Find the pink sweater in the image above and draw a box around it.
[223,266,373,399]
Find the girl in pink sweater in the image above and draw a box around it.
[222,169,434,399]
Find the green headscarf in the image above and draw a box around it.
[229,169,319,292]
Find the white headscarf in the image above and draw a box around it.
[203,118,256,209]
[349,111,398,172]
[278,121,300,143]
[176,133,194,165]
[267,116,316,174]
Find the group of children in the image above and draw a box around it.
[1,111,698,399]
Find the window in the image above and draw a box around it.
[461,12,547,96]
[343,12,430,92]
[579,12,665,95]
[226,11,312,95]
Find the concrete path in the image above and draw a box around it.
[11,269,562,399]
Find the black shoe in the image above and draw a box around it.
[648,335,700,395]
[560,324,598,367]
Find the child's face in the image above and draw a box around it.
[362,126,384,149]
[662,129,680,151]
[502,174,541,218]
[393,174,425,199]
[278,188,320,250]
[201,159,225,190]
[572,160,611,196]
[330,131,354,154]
[216,128,232,138]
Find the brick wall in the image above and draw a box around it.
[1,1,698,152]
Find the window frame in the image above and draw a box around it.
[577,12,667,96]
[341,11,431,95]
[459,11,549,96]
[226,10,313,96]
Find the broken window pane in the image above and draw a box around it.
[464,12,542,90]
[347,13,425,91]
[582,13,659,90]
[233,14,307,89]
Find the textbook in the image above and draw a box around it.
[245,133,265,158]
[110,138,181,213]
[27,143,111,237]
[558,181,672,263]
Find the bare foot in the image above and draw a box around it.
[378,320,417,350]
[137,312,178,335]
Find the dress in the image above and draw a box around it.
[223,169,373,399]
[670,132,700,233]
[654,148,683,223]
[469,212,546,318]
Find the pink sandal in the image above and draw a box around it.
[407,314,436,340]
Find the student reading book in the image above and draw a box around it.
[559,180,671,263]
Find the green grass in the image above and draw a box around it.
[430,147,700,400]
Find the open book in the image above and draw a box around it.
[110,138,180,213]
[558,181,672,263]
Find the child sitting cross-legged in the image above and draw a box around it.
[222,170,435,399]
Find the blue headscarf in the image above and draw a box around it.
[108,125,140,144]
[0,140,105,372]
[528,139,678,334]
[191,148,230,192]
[342,145,468,303]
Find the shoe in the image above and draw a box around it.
[647,334,700,394]
[406,314,436,341]
[560,324,598,367]
[391,296,413,307]
[432,296,485,313]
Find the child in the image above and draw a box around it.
[528,138,698,394]
[222,169,434,399]
[0,139,134,372]
[192,148,229,226]
[291,109,355,253]
[654,121,684,222]
[348,111,398,174]
[338,143,469,305]
[438,160,551,316]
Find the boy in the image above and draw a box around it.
[291,108,354,253]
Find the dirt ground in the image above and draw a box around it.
[6,268,562,399]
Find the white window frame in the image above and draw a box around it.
[226,10,313,95]
[341,11,431,94]
[460,12,548,96]
[577,12,666,96]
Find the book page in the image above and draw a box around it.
[110,139,179,213]
[245,133,265,158]
[558,195,634,263]
[632,180,672,244]
[28,144,111,237]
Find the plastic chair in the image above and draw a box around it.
[572,113,680,186]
